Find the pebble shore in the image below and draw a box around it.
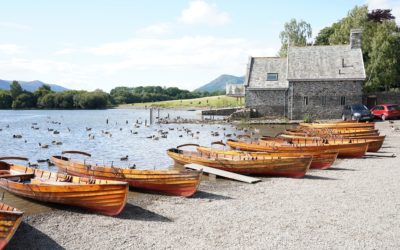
[8,121,400,250]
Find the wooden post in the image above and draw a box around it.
[149,108,153,125]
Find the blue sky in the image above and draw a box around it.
[0,0,399,91]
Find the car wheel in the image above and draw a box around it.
[342,114,346,121]
[381,115,386,121]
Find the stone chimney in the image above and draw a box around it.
[350,29,362,49]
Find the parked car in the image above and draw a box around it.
[370,104,400,120]
[342,104,374,121]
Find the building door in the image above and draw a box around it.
[366,96,377,109]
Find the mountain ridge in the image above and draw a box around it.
[196,74,244,92]
[0,79,68,92]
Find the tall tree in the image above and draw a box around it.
[10,80,23,99]
[0,90,12,109]
[279,19,312,57]
[367,9,395,23]
[365,21,400,91]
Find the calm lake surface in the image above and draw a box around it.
[0,109,294,214]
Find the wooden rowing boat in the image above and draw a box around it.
[0,157,128,216]
[227,139,369,158]
[283,128,379,137]
[0,202,23,250]
[167,148,312,178]
[299,121,375,129]
[195,146,338,170]
[275,135,385,152]
[50,151,201,197]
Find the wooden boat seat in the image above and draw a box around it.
[30,178,79,185]
[0,173,34,180]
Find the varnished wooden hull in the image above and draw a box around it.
[275,135,385,153]
[51,156,201,197]
[167,149,312,178]
[0,163,128,216]
[0,203,23,250]
[299,121,375,129]
[227,139,369,158]
[196,146,338,170]
[283,129,379,137]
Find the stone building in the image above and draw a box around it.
[244,29,366,119]
[226,84,245,97]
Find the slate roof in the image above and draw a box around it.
[245,44,366,89]
[287,45,366,81]
[245,57,288,89]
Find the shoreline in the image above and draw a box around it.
[7,121,400,249]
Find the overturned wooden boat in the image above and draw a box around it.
[167,147,312,178]
[195,145,338,170]
[299,121,375,129]
[0,157,128,216]
[227,139,369,158]
[0,202,23,250]
[275,135,385,153]
[51,151,201,197]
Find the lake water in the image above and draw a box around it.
[0,109,294,214]
[0,109,294,170]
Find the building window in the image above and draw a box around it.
[266,73,278,81]
[321,96,327,106]
[340,96,346,106]
[303,96,309,106]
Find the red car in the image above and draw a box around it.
[371,104,400,120]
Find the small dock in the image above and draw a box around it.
[201,108,241,116]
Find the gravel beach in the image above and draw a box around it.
[7,121,400,250]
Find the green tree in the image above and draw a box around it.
[365,21,400,91]
[279,18,312,57]
[10,80,23,99]
[38,93,57,108]
[314,26,336,45]
[34,84,53,99]
[12,92,36,109]
[0,90,12,109]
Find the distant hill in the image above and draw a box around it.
[196,74,244,92]
[0,79,68,92]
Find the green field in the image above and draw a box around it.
[126,95,244,108]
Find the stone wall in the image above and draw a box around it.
[288,81,363,120]
[245,89,287,117]
[363,92,400,108]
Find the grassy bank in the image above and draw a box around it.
[124,95,244,109]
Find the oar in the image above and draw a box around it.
[61,150,92,157]
[0,156,29,161]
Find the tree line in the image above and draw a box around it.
[278,6,400,92]
[0,81,110,109]
[110,86,223,105]
[0,81,224,109]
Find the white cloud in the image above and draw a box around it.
[367,0,400,24]
[54,48,76,55]
[0,44,23,54]
[136,23,172,37]
[179,0,230,26]
[0,21,31,31]
[89,36,276,76]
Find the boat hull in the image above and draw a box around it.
[227,139,368,158]
[275,135,385,153]
[51,156,201,197]
[167,149,312,178]
[196,146,338,170]
[0,163,128,216]
[0,203,23,250]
